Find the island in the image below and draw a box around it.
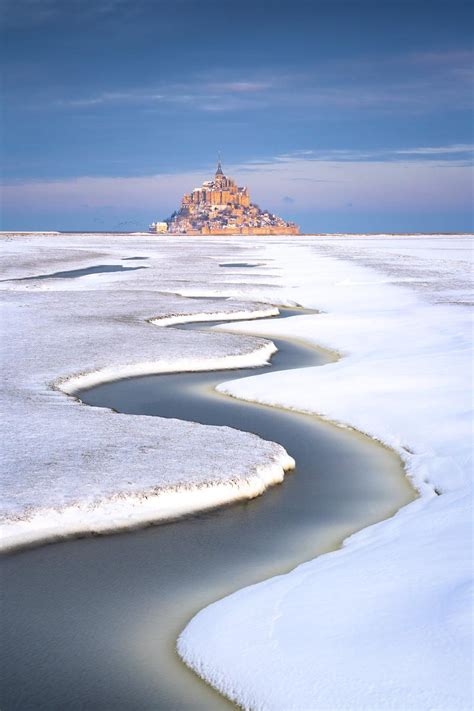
[149,161,300,235]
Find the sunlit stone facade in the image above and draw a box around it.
[166,162,300,235]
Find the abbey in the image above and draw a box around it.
[163,162,300,235]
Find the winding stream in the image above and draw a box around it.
[1,308,416,710]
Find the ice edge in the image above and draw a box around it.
[1,306,295,553]
[0,452,295,553]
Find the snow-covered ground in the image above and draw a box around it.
[1,232,472,709]
[176,235,473,710]
[0,234,293,550]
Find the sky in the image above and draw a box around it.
[1,0,473,232]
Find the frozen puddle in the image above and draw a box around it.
[6,264,147,281]
[1,309,416,710]
[219,262,262,268]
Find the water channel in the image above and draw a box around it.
[1,308,416,710]
[5,264,147,282]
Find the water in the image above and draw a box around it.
[219,262,261,268]
[1,310,416,710]
[6,264,147,281]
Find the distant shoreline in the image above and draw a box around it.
[1,231,473,237]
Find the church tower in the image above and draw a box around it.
[215,159,226,187]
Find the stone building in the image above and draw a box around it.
[165,161,300,235]
[148,221,169,233]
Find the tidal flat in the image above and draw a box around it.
[1,232,471,711]
[2,310,415,709]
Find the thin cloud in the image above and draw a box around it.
[407,50,474,68]
[3,0,138,28]
[40,44,473,115]
[395,144,474,156]
[56,91,166,108]
[52,78,275,111]
[31,44,473,115]
[206,81,274,93]
[3,156,471,217]
[271,145,474,164]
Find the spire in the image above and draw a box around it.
[216,153,224,176]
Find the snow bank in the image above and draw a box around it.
[178,235,473,710]
[150,306,278,327]
[1,436,294,551]
[59,340,276,395]
[0,233,293,551]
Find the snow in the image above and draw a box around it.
[1,232,472,709]
[0,233,293,551]
[176,234,473,710]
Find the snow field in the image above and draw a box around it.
[177,235,473,711]
[1,232,472,710]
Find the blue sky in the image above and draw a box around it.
[1,0,473,232]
